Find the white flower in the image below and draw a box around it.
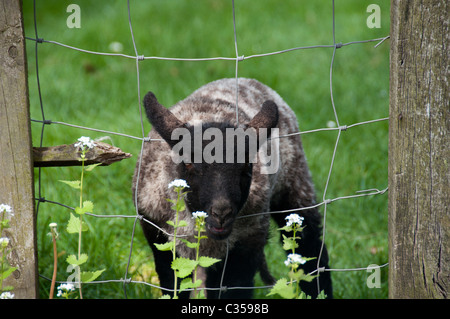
[192,211,208,219]
[285,213,304,227]
[168,179,189,189]
[56,283,75,297]
[74,136,96,150]
[0,237,10,248]
[58,283,75,291]
[284,253,307,266]
[0,204,13,217]
[0,291,14,299]
[49,222,59,238]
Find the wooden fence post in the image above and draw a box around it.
[389,0,449,298]
[0,0,39,298]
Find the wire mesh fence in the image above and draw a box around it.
[26,0,389,298]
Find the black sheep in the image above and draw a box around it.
[132,78,332,298]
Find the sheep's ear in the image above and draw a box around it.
[143,91,184,148]
[247,100,279,138]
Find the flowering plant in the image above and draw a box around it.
[58,137,105,298]
[155,180,220,299]
[56,283,76,299]
[267,213,317,299]
[0,204,16,298]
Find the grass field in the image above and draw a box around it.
[22,0,390,299]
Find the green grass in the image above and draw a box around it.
[23,0,390,299]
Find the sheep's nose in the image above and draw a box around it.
[210,200,233,224]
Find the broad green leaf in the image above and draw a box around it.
[179,238,199,249]
[282,234,298,251]
[175,199,186,212]
[177,220,188,227]
[80,269,105,283]
[66,253,88,266]
[154,241,174,251]
[1,285,14,292]
[290,267,317,283]
[266,278,296,299]
[59,180,81,189]
[278,224,305,232]
[198,256,221,268]
[166,220,175,227]
[180,278,202,292]
[67,213,88,234]
[192,289,206,299]
[171,257,198,278]
[166,220,187,228]
[75,201,94,215]
[0,267,17,280]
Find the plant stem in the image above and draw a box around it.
[172,189,181,299]
[49,232,57,299]
[192,226,202,298]
[77,152,85,299]
[290,226,297,286]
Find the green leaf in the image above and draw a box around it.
[278,225,305,233]
[85,163,101,171]
[194,234,208,241]
[59,180,81,189]
[266,278,296,299]
[80,269,105,283]
[177,220,188,227]
[282,234,298,251]
[66,254,88,266]
[171,257,198,278]
[179,238,199,249]
[1,285,14,292]
[180,278,202,292]
[0,267,17,280]
[154,241,174,251]
[75,201,94,215]
[67,213,89,234]
[159,294,171,299]
[290,267,317,283]
[198,256,221,268]
[1,219,10,228]
[166,219,188,228]
[175,198,186,212]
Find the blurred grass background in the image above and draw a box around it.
[22,0,390,299]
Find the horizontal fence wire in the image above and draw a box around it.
[29,0,389,298]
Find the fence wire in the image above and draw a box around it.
[28,0,389,298]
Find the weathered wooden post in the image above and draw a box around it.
[389,0,449,298]
[0,0,39,298]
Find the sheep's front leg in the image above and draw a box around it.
[205,241,264,299]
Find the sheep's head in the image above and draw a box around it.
[143,91,278,240]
